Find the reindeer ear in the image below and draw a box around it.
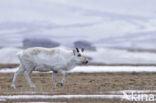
[81,48,84,52]
[76,48,79,52]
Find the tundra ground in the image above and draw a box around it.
[0,72,156,103]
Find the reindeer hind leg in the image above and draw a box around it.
[11,64,25,89]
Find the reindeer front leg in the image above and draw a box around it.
[24,71,36,88]
[52,71,57,88]
[61,71,66,86]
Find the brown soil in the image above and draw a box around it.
[0,64,19,68]
[0,72,156,103]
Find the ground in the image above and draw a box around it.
[0,72,156,103]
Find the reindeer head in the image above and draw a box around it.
[73,48,88,64]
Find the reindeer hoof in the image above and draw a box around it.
[61,83,63,86]
[57,83,64,87]
[30,84,36,88]
[11,84,16,89]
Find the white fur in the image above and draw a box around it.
[11,47,88,89]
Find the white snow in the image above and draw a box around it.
[87,48,156,64]
[0,0,156,48]
[71,66,156,72]
[1,89,156,101]
[0,68,18,73]
[1,90,156,101]
[0,94,156,101]
[0,98,6,102]
[1,66,156,73]
[0,48,21,64]
[0,94,125,100]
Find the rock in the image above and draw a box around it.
[74,40,96,51]
[23,38,60,48]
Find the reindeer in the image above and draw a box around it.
[11,47,88,89]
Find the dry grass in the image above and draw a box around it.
[0,64,19,68]
[0,72,156,102]
[1,72,156,94]
[3,98,136,103]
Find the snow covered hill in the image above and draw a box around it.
[0,0,156,49]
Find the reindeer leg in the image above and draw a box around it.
[52,71,57,88]
[61,71,66,86]
[11,64,25,89]
[24,70,36,88]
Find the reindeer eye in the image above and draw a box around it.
[78,54,81,57]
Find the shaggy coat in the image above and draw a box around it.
[11,47,88,89]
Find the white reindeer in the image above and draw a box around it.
[11,47,88,89]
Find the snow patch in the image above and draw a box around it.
[70,66,156,72]
[16,102,55,103]
[0,48,21,64]
[87,48,156,64]
[1,66,156,73]
[0,94,124,100]
[0,98,6,102]
[0,68,18,73]
[0,94,155,101]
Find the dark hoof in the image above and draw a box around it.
[57,83,64,87]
